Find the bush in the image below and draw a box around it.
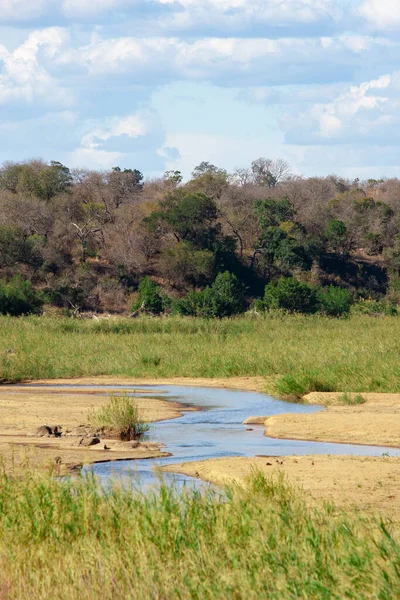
[174,271,247,318]
[133,277,165,314]
[351,298,398,316]
[318,285,353,317]
[0,276,43,316]
[263,277,318,314]
[88,394,150,441]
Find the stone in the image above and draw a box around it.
[79,437,101,447]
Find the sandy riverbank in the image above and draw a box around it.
[163,454,400,514]
[0,385,189,473]
[31,376,268,392]
[265,392,400,447]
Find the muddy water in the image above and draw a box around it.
[34,383,398,490]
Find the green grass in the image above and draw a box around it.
[0,470,398,599]
[88,393,150,440]
[1,314,400,395]
[337,393,367,406]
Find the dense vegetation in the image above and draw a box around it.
[0,470,398,599]
[1,158,399,317]
[1,315,399,395]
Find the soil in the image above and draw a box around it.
[265,392,400,447]
[163,455,400,515]
[0,386,186,473]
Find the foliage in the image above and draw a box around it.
[133,277,165,314]
[175,271,247,318]
[88,393,150,440]
[325,219,353,254]
[0,276,43,316]
[0,471,398,599]
[262,277,318,314]
[0,157,398,314]
[161,241,215,288]
[318,285,353,317]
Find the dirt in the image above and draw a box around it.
[264,392,400,448]
[32,376,268,393]
[163,455,400,515]
[0,386,186,473]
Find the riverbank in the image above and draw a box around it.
[265,392,400,447]
[0,386,188,473]
[163,454,400,515]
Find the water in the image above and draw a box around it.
[25,383,400,490]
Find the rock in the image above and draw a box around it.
[243,416,269,425]
[78,437,101,447]
[246,428,254,431]
[111,441,141,451]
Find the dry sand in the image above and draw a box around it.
[163,455,400,514]
[33,376,268,393]
[0,386,188,473]
[265,392,400,447]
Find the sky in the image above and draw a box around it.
[0,0,399,179]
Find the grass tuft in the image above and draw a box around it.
[88,393,150,440]
[337,393,367,405]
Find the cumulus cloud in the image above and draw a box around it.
[282,73,400,145]
[0,28,72,106]
[55,33,395,87]
[359,0,400,31]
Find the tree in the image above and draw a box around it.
[160,242,215,289]
[164,170,183,187]
[146,192,223,250]
[133,277,164,314]
[325,219,353,255]
[0,276,43,316]
[262,278,318,313]
[175,271,246,318]
[251,158,291,188]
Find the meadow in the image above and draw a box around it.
[1,314,400,396]
[0,470,398,600]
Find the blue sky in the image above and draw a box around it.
[0,0,398,179]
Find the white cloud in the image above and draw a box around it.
[282,72,400,145]
[359,0,400,31]
[56,33,390,86]
[81,113,150,149]
[0,28,72,106]
[0,0,53,22]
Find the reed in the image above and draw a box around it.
[1,314,400,395]
[0,470,398,599]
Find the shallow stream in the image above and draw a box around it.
[28,383,400,489]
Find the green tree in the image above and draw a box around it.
[133,277,165,314]
[262,277,318,313]
[325,219,353,255]
[0,276,43,316]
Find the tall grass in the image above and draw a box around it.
[0,470,398,599]
[88,393,150,440]
[1,314,400,394]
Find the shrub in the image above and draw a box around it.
[0,276,43,316]
[351,298,398,316]
[88,394,150,441]
[318,285,353,317]
[174,271,247,318]
[263,277,318,314]
[133,277,165,314]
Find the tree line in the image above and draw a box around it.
[0,157,399,317]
